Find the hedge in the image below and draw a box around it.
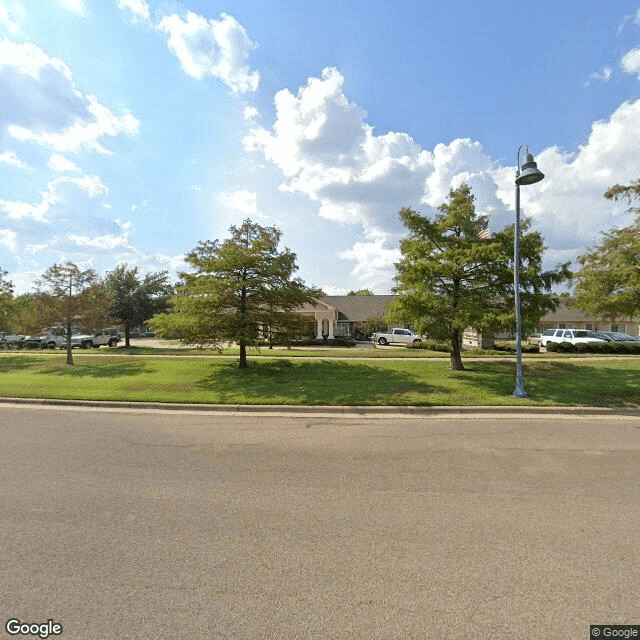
[545,340,640,354]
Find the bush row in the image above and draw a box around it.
[407,340,541,354]
[545,340,640,354]
[257,337,356,348]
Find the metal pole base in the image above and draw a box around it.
[512,387,528,399]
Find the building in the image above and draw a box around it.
[539,305,638,336]
[299,296,639,339]
[299,295,396,338]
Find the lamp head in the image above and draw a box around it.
[516,152,544,186]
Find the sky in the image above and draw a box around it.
[1,0,640,296]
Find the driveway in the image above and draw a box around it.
[1,406,638,639]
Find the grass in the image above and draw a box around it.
[0,352,639,407]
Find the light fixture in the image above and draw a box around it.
[513,145,544,399]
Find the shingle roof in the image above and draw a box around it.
[318,295,396,321]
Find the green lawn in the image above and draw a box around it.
[1,353,638,407]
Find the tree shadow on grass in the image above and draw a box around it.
[38,360,154,378]
[196,359,448,405]
[0,355,48,373]
[462,360,640,407]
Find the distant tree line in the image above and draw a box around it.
[2,181,638,368]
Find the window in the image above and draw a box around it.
[611,324,625,333]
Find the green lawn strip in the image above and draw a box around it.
[6,345,546,359]
[0,354,638,407]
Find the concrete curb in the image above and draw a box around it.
[1,396,639,417]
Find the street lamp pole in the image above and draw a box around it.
[513,145,544,398]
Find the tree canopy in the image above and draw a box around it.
[573,185,640,321]
[150,219,320,368]
[347,289,374,296]
[389,184,570,370]
[105,264,173,347]
[35,262,110,364]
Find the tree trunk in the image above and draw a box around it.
[125,325,131,348]
[239,341,248,369]
[449,328,464,371]
[65,323,74,365]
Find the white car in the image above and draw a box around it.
[372,328,422,346]
[540,328,606,347]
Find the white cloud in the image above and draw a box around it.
[621,46,640,77]
[247,67,640,291]
[0,174,108,221]
[493,99,640,261]
[0,38,140,153]
[116,0,150,22]
[48,153,79,173]
[245,67,500,287]
[0,149,28,169]
[586,65,613,85]
[0,2,21,35]
[66,220,135,251]
[158,11,259,93]
[245,67,433,243]
[0,228,18,252]
[218,189,258,216]
[338,240,401,292]
[58,0,85,16]
[243,105,259,120]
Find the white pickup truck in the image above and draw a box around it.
[372,328,422,346]
[40,327,120,349]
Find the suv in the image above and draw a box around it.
[540,329,606,347]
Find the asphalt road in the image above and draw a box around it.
[1,405,639,639]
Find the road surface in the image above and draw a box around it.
[1,405,638,639]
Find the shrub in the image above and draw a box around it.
[623,342,640,354]
[608,341,627,354]
[493,342,539,354]
[545,341,575,353]
[407,340,450,352]
[545,340,640,354]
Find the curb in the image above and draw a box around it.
[1,397,639,417]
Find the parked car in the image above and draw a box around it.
[590,331,613,342]
[372,328,422,346]
[74,328,120,349]
[600,331,637,342]
[540,328,607,347]
[0,333,28,348]
[527,333,542,345]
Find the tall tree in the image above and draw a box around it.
[35,262,111,364]
[389,185,570,370]
[105,264,173,348]
[150,219,320,368]
[573,184,640,321]
[0,267,14,332]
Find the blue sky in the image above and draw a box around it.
[1,0,640,295]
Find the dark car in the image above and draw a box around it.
[590,331,613,342]
[601,331,636,342]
